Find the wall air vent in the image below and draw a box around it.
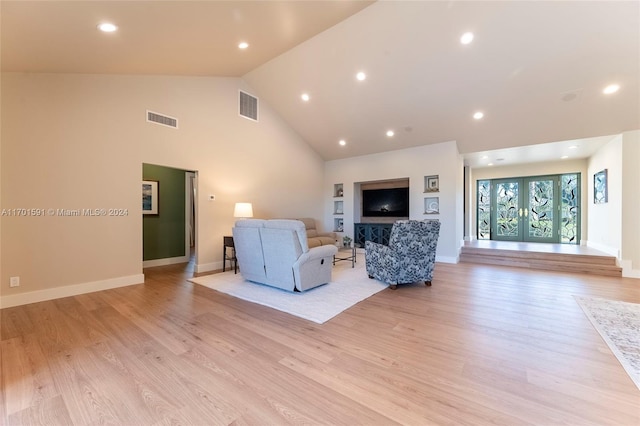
[239,90,259,121]
[147,110,178,129]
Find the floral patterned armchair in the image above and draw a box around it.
[365,220,440,289]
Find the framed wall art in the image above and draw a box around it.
[593,169,607,204]
[143,180,159,215]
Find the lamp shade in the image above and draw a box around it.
[233,202,253,218]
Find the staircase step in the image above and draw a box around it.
[459,246,622,277]
[460,246,617,265]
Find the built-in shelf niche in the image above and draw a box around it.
[423,175,440,215]
[424,196,439,215]
[333,183,344,232]
[424,175,439,193]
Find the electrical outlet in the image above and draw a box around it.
[10,276,20,287]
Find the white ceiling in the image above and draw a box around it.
[2,1,638,167]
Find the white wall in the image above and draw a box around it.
[587,135,623,257]
[1,72,325,307]
[324,141,463,263]
[586,132,640,278]
[620,130,640,277]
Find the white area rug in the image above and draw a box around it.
[575,296,640,390]
[189,259,387,324]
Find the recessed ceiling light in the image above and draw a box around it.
[487,163,494,166]
[97,22,118,33]
[460,32,474,45]
[356,72,366,81]
[301,93,310,102]
[561,155,569,159]
[473,111,484,120]
[339,139,346,146]
[386,130,394,137]
[569,145,578,150]
[238,42,249,49]
[603,84,620,94]
[481,155,489,160]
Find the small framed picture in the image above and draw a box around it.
[142,180,159,215]
[424,197,439,214]
[593,169,608,204]
[425,175,439,192]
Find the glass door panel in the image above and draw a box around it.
[524,176,558,243]
[492,179,522,241]
[560,174,580,243]
[477,180,491,240]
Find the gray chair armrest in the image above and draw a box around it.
[297,244,338,264]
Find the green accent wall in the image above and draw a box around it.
[143,164,186,261]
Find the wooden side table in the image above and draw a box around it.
[223,236,237,273]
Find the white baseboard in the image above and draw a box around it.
[436,255,458,264]
[196,261,222,274]
[0,274,145,309]
[143,255,189,268]
[620,260,640,279]
[584,240,620,258]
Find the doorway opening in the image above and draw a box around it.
[142,164,198,268]
[477,173,580,244]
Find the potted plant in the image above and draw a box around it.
[342,235,352,248]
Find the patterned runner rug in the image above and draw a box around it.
[575,296,640,390]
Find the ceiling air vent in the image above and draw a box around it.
[147,110,178,129]
[239,90,259,121]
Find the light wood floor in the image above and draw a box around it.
[2,260,639,425]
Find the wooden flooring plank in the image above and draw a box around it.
[6,395,73,426]
[1,334,59,417]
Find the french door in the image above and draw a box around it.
[477,173,580,244]
[491,176,560,243]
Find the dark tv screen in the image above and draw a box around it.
[362,188,409,217]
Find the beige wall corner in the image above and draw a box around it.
[1,72,324,303]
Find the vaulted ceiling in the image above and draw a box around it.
[3,1,638,166]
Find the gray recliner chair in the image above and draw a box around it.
[233,219,338,292]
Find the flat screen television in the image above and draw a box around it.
[362,187,409,217]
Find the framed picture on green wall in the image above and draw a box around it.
[143,180,159,215]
